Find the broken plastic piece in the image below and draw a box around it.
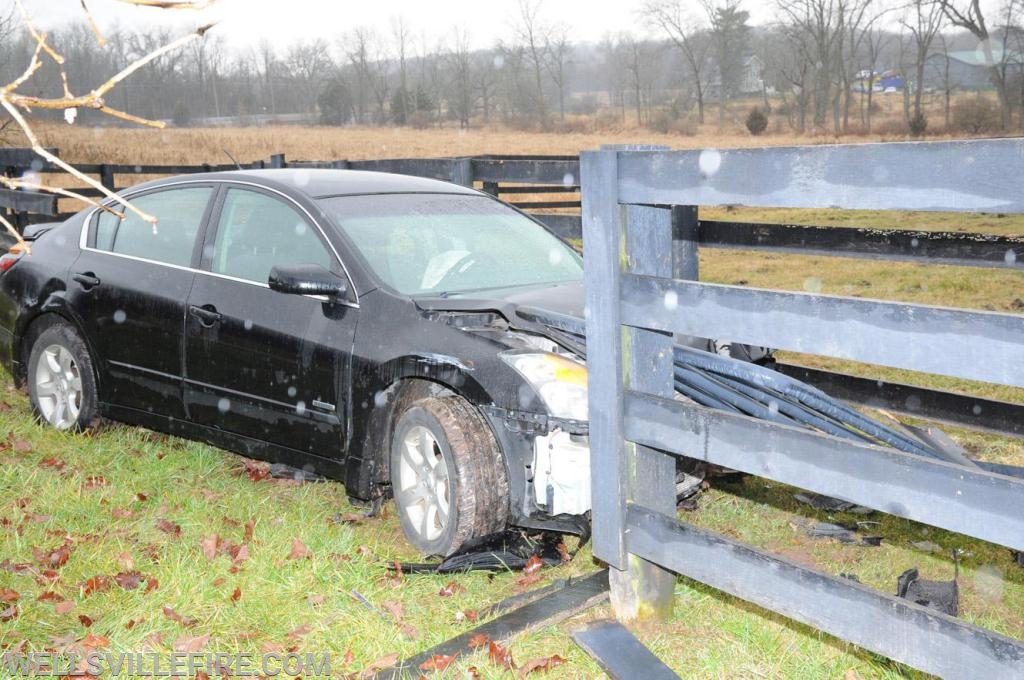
[896,567,959,617]
[794,492,873,515]
[790,517,881,546]
[268,463,324,482]
[394,522,590,574]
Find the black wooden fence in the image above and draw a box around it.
[2,146,1023,443]
[581,140,1024,678]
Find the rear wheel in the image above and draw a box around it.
[27,321,99,431]
[390,395,509,556]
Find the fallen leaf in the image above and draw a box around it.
[136,492,149,502]
[84,476,107,488]
[78,632,109,651]
[172,634,210,653]
[0,605,17,622]
[457,609,479,623]
[116,552,135,571]
[162,605,197,628]
[42,544,72,568]
[241,459,270,482]
[243,520,255,542]
[145,577,159,594]
[419,653,458,672]
[125,619,138,630]
[360,652,399,678]
[287,624,311,638]
[468,633,491,649]
[201,534,221,561]
[78,614,93,627]
[342,649,355,666]
[382,600,404,620]
[288,538,310,560]
[114,571,144,590]
[111,507,135,519]
[557,542,571,564]
[231,544,249,564]
[142,632,165,651]
[156,519,181,537]
[438,581,465,597]
[12,437,31,453]
[517,654,566,676]
[0,588,18,602]
[522,555,543,576]
[307,594,325,607]
[37,591,63,602]
[39,457,65,470]
[55,600,76,615]
[465,666,481,679]
[81,576,110,596]
[488,641,515,670]
[230,587,241,603]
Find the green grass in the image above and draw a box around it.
[0,374,1022,678]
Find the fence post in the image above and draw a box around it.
[582,145,676,621]
[672,205,699,281]
[581,149,628,570]
[615,203,677,620]
[270,153,286,169]
[98,165,116,193]
[450,157,473,187]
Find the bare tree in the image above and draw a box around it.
[0,0,215,244]
[391,16,413,125]
[902,0,944,121]
[544,25,572,121]
[775,0,847,132]
[511,0,551,128]
[447,27,475,128]
[643,0,713,124]
[860,24,889,132]
[938,0,1021,129]
[285,38,332,116]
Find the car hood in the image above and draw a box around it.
[414,280,585,321]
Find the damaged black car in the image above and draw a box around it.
[0,169,617,556]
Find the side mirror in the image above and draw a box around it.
[268,264,348,299]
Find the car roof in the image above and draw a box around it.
[131,168,481,199]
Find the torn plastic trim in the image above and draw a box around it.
[480,404,588,437]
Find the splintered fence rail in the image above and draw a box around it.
[580,140,1024,679]
[2,146,1023,440]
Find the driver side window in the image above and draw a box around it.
[210,188,333,284]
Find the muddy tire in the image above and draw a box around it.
[390,395,509,556]
[26,320,100,431]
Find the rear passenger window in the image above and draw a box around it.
[94,187,212,267]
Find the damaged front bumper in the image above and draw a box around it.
[480,405,592,534]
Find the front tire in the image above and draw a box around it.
[390,395,509,556]
[27,321,99,431]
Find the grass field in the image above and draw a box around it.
[2,123,1023,678]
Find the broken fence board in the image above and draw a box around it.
[571,619,680,680]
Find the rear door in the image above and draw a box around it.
[183,185,358,456]
[68,184,215,418]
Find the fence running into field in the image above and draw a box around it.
[3,146,1022,444]
[580,140,1024,678]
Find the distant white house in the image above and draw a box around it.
[740,55,765,94]
[925,46,1024,91]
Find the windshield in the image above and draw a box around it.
[318,193,583,296]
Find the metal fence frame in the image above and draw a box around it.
[580,139,1024,678]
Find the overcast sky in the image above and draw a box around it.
[33,0,778,51]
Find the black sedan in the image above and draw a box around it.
[0,169,595,556]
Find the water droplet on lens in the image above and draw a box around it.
[698,148,722,177]
[113,310,126,324]
[905,395,922,411]
[287,386,297,398]
[767,400,779,416]
[1005,249,1017,266]
[374,391,388,407]
[217,398,230,413]
[803,277,822,293]
[910,238,919,248]
[663,290,678,310]
[295,401,306,415]
[562,172,575,186]
[972,404,982,415]
[243,319,253,331]
[548,249,564,265]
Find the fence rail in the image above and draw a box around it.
[581,139,1024,678]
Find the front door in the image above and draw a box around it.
[68,184,215,418]
[183,186,358,457]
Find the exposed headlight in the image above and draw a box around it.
[500,351,588,421]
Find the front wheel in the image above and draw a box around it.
[390,395,509,556]
[27,321,100,431]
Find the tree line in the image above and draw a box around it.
[4,0,1024,136]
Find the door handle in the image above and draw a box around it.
[72,271,101,290]
[189,304,222,328]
